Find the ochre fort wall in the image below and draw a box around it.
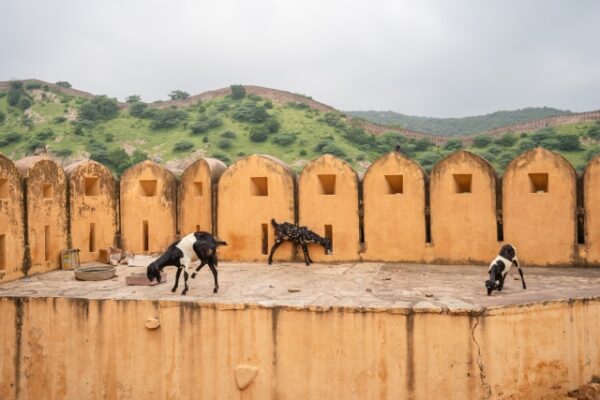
[1,147,599,277]
[0,297,598,399]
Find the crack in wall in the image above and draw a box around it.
[471,310,492,400]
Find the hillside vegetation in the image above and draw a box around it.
[348,107,571,135]
[1,81,599,175]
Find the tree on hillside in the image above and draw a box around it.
[0,110,5,124]
[126,95,141,103]
[473,135,492,148]
[55,81,72,88]
[168,90,189,100]
[78,95,120,122]
[230,85,246,100]
[556,134,582,151]
[128,101,148,117]
[494,133,518,147]
[443,139,463,151]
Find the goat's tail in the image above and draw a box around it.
[271,218,278,228]
[216,240,227,246]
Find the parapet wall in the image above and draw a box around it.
[1,296,598,399]
[2,147,600,281]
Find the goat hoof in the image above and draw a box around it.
[181,290,187,295]
[213,288,218,293]
[171,287,177,293]
[191,273,196,279]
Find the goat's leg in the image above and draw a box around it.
[515,260,526,289]
[301,245,310,266]
[192,261,206,279]
[208,262,219,293]
[182,270,189,295]
[268,241,283,265]
[172,267,182,292]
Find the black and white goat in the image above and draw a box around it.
[146,231,227,295]
[485,244,526,296]
[268,219,332,266]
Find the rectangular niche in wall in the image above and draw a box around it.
[84,176,100,196]
[529,173,549,193]
[193,181,203,197]
[89,223,96,252]
[44,225,51,261]
[43,184,53,199]
[139,180,157,197]
[385,174,403,194]
[453,174,472,194]
[0,178,8,199]
[318,174,336,195]
[0,234,5,270]
[261,223,269,255]
[143,220,149,251]
[324,224,333,254]
[251,177,269,196]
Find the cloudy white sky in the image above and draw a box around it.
[1,0,599,117]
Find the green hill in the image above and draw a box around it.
[347,107,571,136]
[1,80,599,175]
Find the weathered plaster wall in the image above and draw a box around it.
[584,154,600,265]
[120,160,177,253]
[65,160,117,263]
[178,158,226,236]
[0,155,25,282]
[362,152,427,262]
[430,151,499,264]
[15,157,67,274]
[0,297,599,399]
[218,155,295,262]
[503,148,577,266]
[298,155,360,262]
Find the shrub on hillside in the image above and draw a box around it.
[272,132,296,146]
[78,95,120,122]
[36,128,55,140]
[232,101,269,123]
[498,151,517,170]
[494,133,518,147]
[190,114,222,134]
[556,134,582,151]
[531,128,555,144]
[220,130,237,139]
[0,110,5,124]
[129,101,148,117]
[173,141,194,152]
[319,143,347,158]
[149,108,188,130]
[25,82,42,90]
[230,85,246,100]
[416,151,443,170]
[443,139,463,151]
[53,116,67,123]
[249,125,269,142]
[18,97,32,110]
[539,138,560,150]
[168,90,189,100]
[320,112,344,128]
[472,135,490,150]
[126,95,141,103]
[55,81,72,88]
[7,89,21,107]
[218,138,233,149]
[518,138,536,152]
[586,125,600,140]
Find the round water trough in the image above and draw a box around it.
[74,266,116,281]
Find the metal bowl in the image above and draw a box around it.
[74,265,116,281]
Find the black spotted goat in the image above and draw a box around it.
[268,219,332,266]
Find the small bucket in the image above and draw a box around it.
[61,249,81,270]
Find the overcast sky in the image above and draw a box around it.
[1,0,599,117]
